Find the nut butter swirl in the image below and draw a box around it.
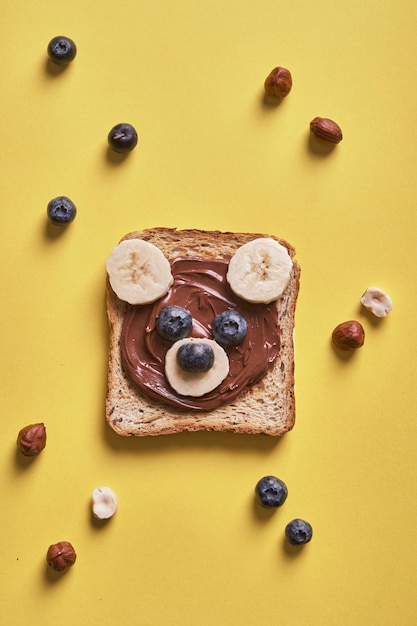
[121,257,280,410]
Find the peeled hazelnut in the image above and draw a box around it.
[92,486,118,520]
[16,423,47,456]
[361,286,393,318]
[264,66,292,98]
[332,320,365,350]
[310,117,343,144]
[46,541,76,572]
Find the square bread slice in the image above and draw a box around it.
[106,227,300,436]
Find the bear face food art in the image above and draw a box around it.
[106,236,293,411]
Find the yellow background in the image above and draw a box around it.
[1,1,416,624]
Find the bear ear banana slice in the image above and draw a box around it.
[226,238,293,304]
[165,338,229,397]
[106,239,174,305]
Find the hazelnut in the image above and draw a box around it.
[16,423,47,456]
[264,66,292,98]
[46,541,76,572]
[332,321,365,350]
[310,117,343,144]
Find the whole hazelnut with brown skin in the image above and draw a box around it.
[16,423,47,456]
[264,67,292,98]
[332,321,365,350]
[310,117,343,144]
[46,541,77,572]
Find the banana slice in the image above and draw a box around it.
[106,239,173,305]
[165,338,229,397]
[361,286,393,318]
[227,238,293,303]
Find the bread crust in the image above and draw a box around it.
[106,227,300,436]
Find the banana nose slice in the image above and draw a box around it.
[106,239,174,305]
[227,238,293,303]
[165,338,229,397]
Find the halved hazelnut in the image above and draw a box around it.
[92,486,118,520]
[361,287,393,318]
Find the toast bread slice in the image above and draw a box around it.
[106,227,300,436]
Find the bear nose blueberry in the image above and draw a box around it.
[176,341,215,373]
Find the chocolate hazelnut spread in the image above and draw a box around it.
[121,257,280,410]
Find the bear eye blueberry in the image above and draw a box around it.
[47,196,77,225]
[285,519,313,545]
[47,36,77,65]
[212,309,247,346]
[157,306,193,341]
[255,475,288,508]
[108,123,138,153]
[176,342,214,372]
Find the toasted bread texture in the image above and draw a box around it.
[106,228,300,436]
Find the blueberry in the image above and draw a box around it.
[47,36,77,65]
[176,342,214,372]
[285,519,313,545]
[212,309,248,346]
[47,196,77,225]
[108,123,138,153]
[157,306,193,341]
[255,476,288,508]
